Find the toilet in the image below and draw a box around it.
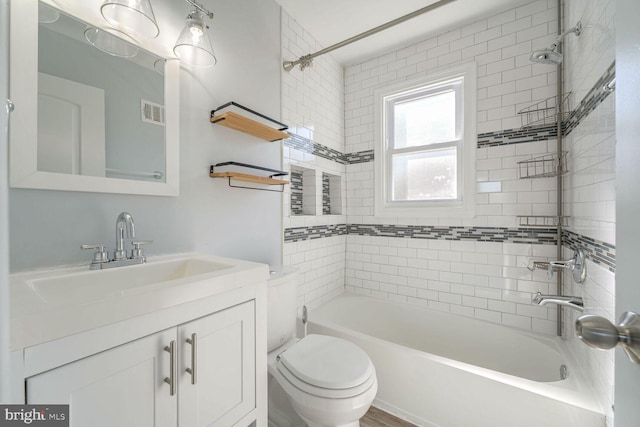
[267,268,377,427]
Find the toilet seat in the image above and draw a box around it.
[276,335,376,399]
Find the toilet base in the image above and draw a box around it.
[268,374,306,427]
[300,417,360,427]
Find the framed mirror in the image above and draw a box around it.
[9,0,179,196]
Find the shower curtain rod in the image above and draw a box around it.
[283,0,457,71]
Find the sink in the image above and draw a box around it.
[10,253,270,350]
[26,256,234,304]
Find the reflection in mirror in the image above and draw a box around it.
[37,6,166,183]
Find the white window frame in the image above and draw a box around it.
[374,62,476,218]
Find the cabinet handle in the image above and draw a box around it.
[186,333,197,385]
[164,340,177,396]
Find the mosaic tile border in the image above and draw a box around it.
[348,224,557,244]
[477,125,557,148]
[284,224,347,242]
[285,224,557,245]
[564,61,616,136]
[285,133,347,164]
[284,226,617,271]
[345,150,375,164]
[284,133,375,165]
[562,229,616,273]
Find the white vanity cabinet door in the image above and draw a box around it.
[26,328,177,427]
[178,300,256,427]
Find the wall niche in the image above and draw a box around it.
[290,165,316,216]
[322,172,342,215]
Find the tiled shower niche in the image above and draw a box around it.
[290,165,316,216]
[322,172,342,215]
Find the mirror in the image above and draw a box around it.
[9,0,179,196]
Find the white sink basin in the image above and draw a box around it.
[10,253,270,350]
[26,256,234,304]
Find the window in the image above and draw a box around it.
[374,63,476,217]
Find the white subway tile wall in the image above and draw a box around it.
[343,0,562,332]
[562,0,616,424]
[283,236,346,315]
[345,236,559,334]
[282,10,347,311]
[281,1,616,421]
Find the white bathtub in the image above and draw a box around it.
[306,293,605,427]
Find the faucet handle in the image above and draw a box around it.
[81,244,109,264]
[131,240,153,260]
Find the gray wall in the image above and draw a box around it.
[9,0,283,271]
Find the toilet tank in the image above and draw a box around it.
[267,267,298,352]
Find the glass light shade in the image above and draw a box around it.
[153,59,165,75]
[173,12,217,67]
[38,3,60,24]
[101,0,159,39]
[84,27,139,58]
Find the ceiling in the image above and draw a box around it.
[275,0,533,66]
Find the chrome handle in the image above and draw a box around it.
[81,244,109,264]
[80,243,106,250]
[132,240,154,247]
[549,248,587,284]
[575,311,640,365]
[186,333,197,385]
[131,240,153,260]
[164,340,177,395]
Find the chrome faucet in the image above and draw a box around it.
[114,212,136,261]
[533,292,584,311]
[81,212,153,270]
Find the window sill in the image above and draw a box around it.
[375,204,476,219]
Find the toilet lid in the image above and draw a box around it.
[279,334,373,389]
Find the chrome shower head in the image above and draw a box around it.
[529,21,581,65]
[529,47,563,65]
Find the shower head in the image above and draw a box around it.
[529,47,564,65]
[529,21,581,65]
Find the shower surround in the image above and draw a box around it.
[282,0,615,424]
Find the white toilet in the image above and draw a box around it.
[267,268,377,427]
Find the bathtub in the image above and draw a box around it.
[306,293,605,427]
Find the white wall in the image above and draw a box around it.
[9,0,284,272]
[281,10,347,312]
[562,0,616,424]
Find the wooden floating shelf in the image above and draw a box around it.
[209,171,289,186]
[210,102,289,142]
[210,162,289,192]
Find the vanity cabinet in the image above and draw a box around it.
[178,301,256,426]
[27,328,177,427]
[25,300,258,427]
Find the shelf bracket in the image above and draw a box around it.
[223,177,285,193]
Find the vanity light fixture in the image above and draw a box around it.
[100,0,160,39]
[84,27,139,58]
[173,0,216,67]
[38,3,60,24]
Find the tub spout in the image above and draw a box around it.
[533,292,584,311]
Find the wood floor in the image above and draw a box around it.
[361,406,416,427]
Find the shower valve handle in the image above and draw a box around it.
[575,311,640,365]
